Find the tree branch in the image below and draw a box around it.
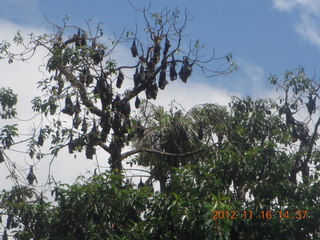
[120,147,204,160]
[98,141,111,153]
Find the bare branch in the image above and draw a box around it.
[121,147,204,161]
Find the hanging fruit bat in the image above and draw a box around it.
[0,150,5,163]
[112,95,121,111]
[100,112,111,128]
[75,29,81,47]
[73,112,81,129]
[85,74,93,86]
[68,134,75,154]
[131,39,138,57]
[95,77,112,109]
[80,37,86,47]
[49,102,57,115]
[285,108,295,126]
[145,86,152,99]
[86,124,99,159]
[81,117,88,133]
[120,101,131,116]
[179,57,193,83]
[125,101,131,116]
[62,94,75,116]
[102,83,113,108]
[138,177,145,188]
[75,99,81,113]
[80,31,87,46]
[139,65,146,83]
[86,137,96,159]
[112,112,122,130]
[116,70,124,88]
[135,96,140,109]
[94,76,104,94]
[37,130,44,146]
[49,96,57,115]
[150,83,158,100]
[29,149,34,159]
[91,49,105,65]
[27,166,37,185]
[163,36,171,56]
[170,56,177,81]
[306,94,316,115]
[100,113,111,141]
[57,77,64,95]
[91,121,99,141]
[158,70,168,90]
[134,67,140,87]
[153,44,161,65]
[109,141,121,158]
[100,125,110,142]
[86,145,95,159]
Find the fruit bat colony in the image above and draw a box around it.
[33,11,198,173]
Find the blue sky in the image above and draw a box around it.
[1,0,320,185]
[1,0,320,96]
[0,0,320,91]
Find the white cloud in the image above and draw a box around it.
[153,78,231,110]
[273,0,320,49]
[273,0,299,12]
[295,14,320,47]
[219,59,277,100]
[273,0,320,15]
[241,60,266,94]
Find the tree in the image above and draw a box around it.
[1,4,319,240]
[0,6,236,240]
